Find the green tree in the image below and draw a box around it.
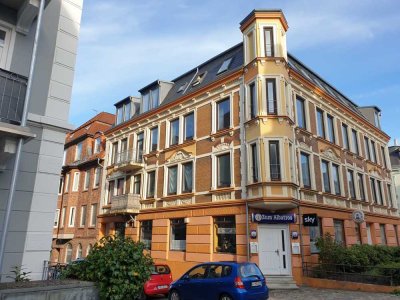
[64,235,153,300]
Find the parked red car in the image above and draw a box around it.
[141,264,173,299]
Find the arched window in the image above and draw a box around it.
[76,243,82,259]
[86,244,92,256]
[66,243,73,263]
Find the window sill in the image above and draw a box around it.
[321,192,347,201]
[300,187,318,193]
[210,187,234,194]
[163,139,196,153]
[162,193,194,201]
[169,249,186,252]
[296,127,313,136]
[210,128,234,139]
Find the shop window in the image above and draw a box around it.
[214,216,236,254]
[309,218,322,254]
[140,220,152,250]
[170,218,186,251]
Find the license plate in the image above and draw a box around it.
[157,285,168,289]
[251,281,262,287]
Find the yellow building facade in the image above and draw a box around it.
[98,10,399,285]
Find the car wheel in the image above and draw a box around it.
[169,290,180,300]
[220,294,233,300]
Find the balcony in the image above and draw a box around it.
[110,193,141,214]
[0,68,27,125]
[111,149,144,172]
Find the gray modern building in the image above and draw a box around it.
[0,0,83,281]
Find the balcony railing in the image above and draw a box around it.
[0,68,28,125]
[110,193,141,213]
[110,149,144,172]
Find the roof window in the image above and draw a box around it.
[217,57,233,75]
[192,72,206,87]
[177,82,187,93]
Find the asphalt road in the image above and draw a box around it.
[150,287,400,300]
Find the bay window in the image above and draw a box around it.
[264,27,274,57]
[266,78,277,115]
[269,141,281,181]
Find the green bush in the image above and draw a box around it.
[63,235,153,300]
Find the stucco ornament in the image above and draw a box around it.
[167,150,193,163]
[320,148,340,163]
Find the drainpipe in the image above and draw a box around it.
[0,0,45,280]
[238,75,250,261]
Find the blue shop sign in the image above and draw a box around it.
[252,213,296,224]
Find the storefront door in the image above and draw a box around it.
[258,224,291,275]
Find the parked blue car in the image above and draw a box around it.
[168,262,268,300]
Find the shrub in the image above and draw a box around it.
[63,235,153,300]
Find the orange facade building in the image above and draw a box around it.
[98,10,399,285]
[51,112,115,263]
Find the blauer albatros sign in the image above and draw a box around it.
[252,213,296,224]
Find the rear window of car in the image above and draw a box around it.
[151,265,171,275]
[239,263,263,278]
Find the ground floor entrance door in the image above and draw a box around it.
[258,224,291,275]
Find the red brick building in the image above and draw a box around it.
[51,112,114,263]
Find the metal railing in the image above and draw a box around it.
[42,261,68,280]
[303,262,400,286]
[113,149,143,165]
[0,68,28,124]
[110,193,141,212]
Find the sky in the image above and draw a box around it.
[70,0,400,142]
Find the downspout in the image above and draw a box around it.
[0,0,45,280]
[238,75,250,261]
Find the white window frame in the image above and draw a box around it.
[350,128,360,155]
[320,158,343,197]
[84,170,90,191]
[90,204,97,227]
[243,25,256,64]
[258,23,278,58]
[68,206,76,227]
[246,77,258,121]
[54,209,60,228]
[247,140,261,184]
[356,172,368,202]
[346,168,357,200]
[75,142,83,161]
[64,174,70,193]
[94,137,101,153]
[299,149,315,190]
[163,159,195,197]
[261,75,281,116]
[144,168,157,199]
[0,22,16,70]
[93,167,101,188]
[72,172,80,192]
[60,207,66,228]
[211,144,234,190]
[131,173,143,195]
[80,205,87,227]
[165,110,197,149]
[264,138,285,182]
[294,94,310,131]
[58,177,64,195]
[147,125,160,153]
[211,94,233,134]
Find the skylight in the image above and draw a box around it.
[217,57,233,74]
[192,72,206,87]
[177,82,187,93]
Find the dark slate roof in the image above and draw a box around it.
[287,53,364,118]
[139,42,365,121]
[160,43,244,107]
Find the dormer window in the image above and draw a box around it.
[217,58,233,75]
[374,111,381,129]
[142,87,160,113]
[116,101,132,125]
[192,72,206,87]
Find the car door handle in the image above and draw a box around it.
[275,249,280,255]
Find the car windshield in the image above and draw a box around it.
[151,265,170,275]
[239,263,263,278]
